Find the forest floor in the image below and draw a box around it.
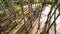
[9,4,60,34]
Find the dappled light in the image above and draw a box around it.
[0,0,60,34]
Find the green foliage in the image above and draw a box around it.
[10,0,21,14]
[33,0,40,3]
[15,0,19,2]
[34,0,38,3]
[1,0,7,7]
[46,0,53,2]
[14,5,21,14]
[23,0,28,3]
[22,0,39,3]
